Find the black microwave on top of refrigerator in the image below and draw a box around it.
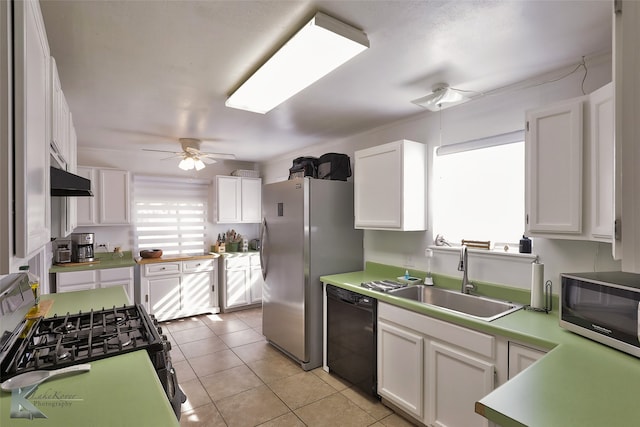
[560,271,640,358]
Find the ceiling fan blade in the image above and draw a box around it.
[201,152,236,160]
[201,157,217,164]
[161,154,183,161]
[142,148,182,155]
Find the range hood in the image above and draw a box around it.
[50,167,93,197]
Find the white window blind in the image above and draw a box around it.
[133,176,210,256]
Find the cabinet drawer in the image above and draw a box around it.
[249,253,261,267]
[57,270,96,286]
[99,267,132,282]
[145,262,181,276]
[379,302,495,360]
[183,259,214,272]
[225,256,250,269]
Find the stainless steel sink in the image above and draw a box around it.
[387,285,523,321]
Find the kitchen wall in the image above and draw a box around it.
[259,53,620,292]
[75,149,261,252]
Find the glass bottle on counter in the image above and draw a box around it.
[18,266,41,339]
[19,265,40,308]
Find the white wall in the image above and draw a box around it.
[259,54,620,293]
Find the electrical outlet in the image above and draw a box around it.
[97,242,110,252]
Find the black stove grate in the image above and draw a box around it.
[0,304,164,382]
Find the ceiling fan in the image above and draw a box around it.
[142,138,236,171]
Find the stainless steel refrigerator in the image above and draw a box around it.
[260,178,363,370]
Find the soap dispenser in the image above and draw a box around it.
[424,248,434,285]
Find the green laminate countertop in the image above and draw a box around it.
[0,287,179,427]
[49,251,136,273]
[320,262,640,427]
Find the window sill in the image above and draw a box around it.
[429,245,538,264]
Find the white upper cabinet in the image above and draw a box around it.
[13,0,51,259]
[589,83,614,241]
[77,167,130,226]
[525,98,584,235]
[354,140,426,231]
[99,169,131,224]
[50,57,70,164]
[617,1,640,272]
[215,176,262,224]
[76,167,97,225]
[525,84,616,245]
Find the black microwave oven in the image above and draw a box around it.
[560,271,640,357]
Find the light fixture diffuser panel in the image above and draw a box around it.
[226,12,369,114]
[412,87,470,112]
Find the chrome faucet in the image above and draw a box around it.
[458,245,475,294]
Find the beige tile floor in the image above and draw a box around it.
[162,307,417,427]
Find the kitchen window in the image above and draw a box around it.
[433,131,524,248]
[133,176,209,255]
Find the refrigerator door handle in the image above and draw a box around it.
[260,218,268,280]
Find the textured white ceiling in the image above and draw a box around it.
[40,0,612,162]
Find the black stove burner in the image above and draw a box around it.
[106,334,132,349]
[47,347,72,362]
[104,313,126,324]
[53,322,77,334]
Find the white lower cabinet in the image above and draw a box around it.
[507,342,547,380]
[378,302,495,427]
[378,320,424,418]
[428,341,494,427]
[220,253,263,311]
[140,258,219,321]
[56,267,134,303]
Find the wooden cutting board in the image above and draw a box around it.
[25,299,54,318]
[55,260,101,267]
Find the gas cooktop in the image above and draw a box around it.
[0,304,164,381]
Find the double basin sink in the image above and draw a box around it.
[386,284,523,322]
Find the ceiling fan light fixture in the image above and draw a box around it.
[225,12,369,114]
[194,158,206,171]
[179,156,195,170]
[412,84,470,112]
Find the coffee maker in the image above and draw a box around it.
[71,233,95,263]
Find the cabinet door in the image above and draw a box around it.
[224,268,250,309]
[13,0,51,258]
[99,169,130,224]
[76,167,97,225]
[355,141,402,229]
[249,266,263,304]
[590,83,614,241]
[56,270,96,293]
[146,276,181,320]
[241,178,262,223]
[99,267,133,303]
[216,176,241,223]
[526,98,584,234]
[508,342,546,380]
[182,271,214,311]
[65,115,78,234]
[428,341,494,427]
[377,320,424,419]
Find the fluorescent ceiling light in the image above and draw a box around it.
[225,12,369,114]
[412,85,470,111]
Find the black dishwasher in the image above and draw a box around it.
[326,284,377,397]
